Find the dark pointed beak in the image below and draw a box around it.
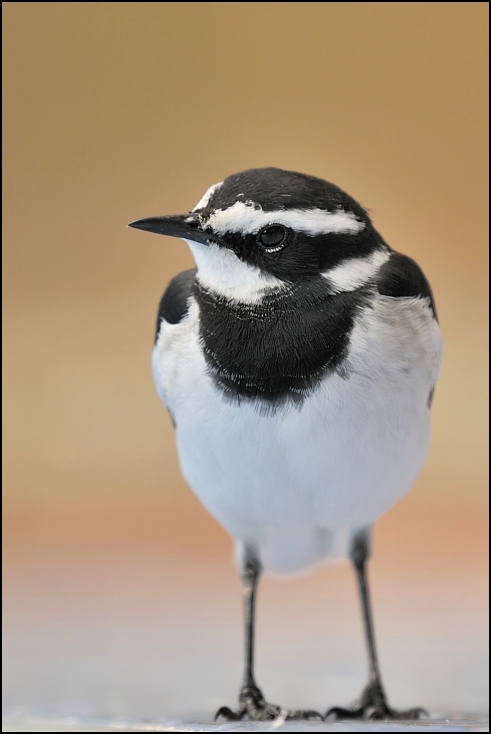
[128,214,219,246]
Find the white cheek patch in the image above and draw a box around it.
[204,201,364,237]
[192,181,223,211]
[323,249,390,293]
[185,239,286,305]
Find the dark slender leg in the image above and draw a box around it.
[241,546,261,695]
[354,529,382,682]
[327,528,427,721]
[350,529,389,715]
[215,545,323,722]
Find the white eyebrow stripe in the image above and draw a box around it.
[192,180,223,211]
[323,249,391,293]
[204,201,365,236]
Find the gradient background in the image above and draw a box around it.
[3,1,488,723]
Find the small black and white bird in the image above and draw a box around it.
[129,167,442,722]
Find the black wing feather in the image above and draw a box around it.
[155,268,197,342]
[376,252,437,321]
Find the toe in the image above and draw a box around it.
[214,705,243,721]
[288,709,324,721]
[393,706,428,720]
[326,706,362,720]
[247,706,279,721]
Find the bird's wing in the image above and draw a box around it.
[375,252,437,321]
[154,268,197,341]
[375,252,439,407]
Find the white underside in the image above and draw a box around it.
[152,294,442,574]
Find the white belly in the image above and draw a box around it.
[152,294,442,572]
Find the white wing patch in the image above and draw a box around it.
[349,293,443,393]
[204,200,365,237]
[185,239,287,304]
[323,249,390,293]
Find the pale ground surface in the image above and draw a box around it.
[3,497,488,734]
[3,557,488,733]
[1,713,489,732]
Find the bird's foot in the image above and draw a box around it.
[326,680,427,721]
[216,684,324,722]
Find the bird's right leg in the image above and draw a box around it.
[215,545,279,721]
[215,544,322,722]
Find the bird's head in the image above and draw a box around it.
[129,168,389,303]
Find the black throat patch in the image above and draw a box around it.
[194,279,368,409]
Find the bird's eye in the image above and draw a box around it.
[257,225,287,251]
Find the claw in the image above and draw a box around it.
[287,709,324,721]
[390,707,428,721]
[215,705,245,721]
[326,705,364,720]
[326,703,428,721]
[326,681,427,721]
[216,687,325,722]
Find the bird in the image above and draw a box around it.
[128,167,442,722]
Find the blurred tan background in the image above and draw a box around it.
[3,1,488,723]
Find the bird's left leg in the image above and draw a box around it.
[327,527,427,721]
[216,544,323,722]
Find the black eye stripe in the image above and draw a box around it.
[257,225,287,250]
